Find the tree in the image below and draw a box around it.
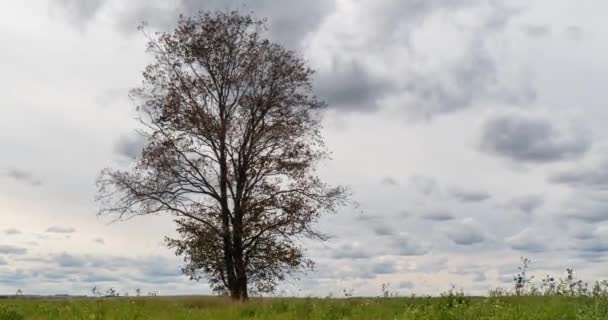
[106,287,117,297]
[96,11,348,301]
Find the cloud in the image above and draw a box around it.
[571,227,594,241]
[550,159,608,190]
[506,195,544,214]
[180,0,336,49]
[372,224,394,237]
[372,261,397,275]
[389,233,430,256]
[0,269,32,286]
[0,257,7,266]
[479,114,590,163]
[131,257,183,282]
[522,25,550,37]
[54,253,87,268]
[0,252,187,292]
[444,219,486,245]
[409,175,439,195]
[397,280,415,289]
[46,226,76,234]
[404,41,499,117]
[309,1,530,117]
[561,194,608,223]
[0,245,28,255]
[397,3,535,119]
[93,237,105,245]
[114,133,146,160]
[4,228,21,236]
[506,228,547,253]
[50,0,106,30]
[380,176,399,186]
[450,188,491,202]
[569,227,608,262]
[330,243,372,260]
[565,25,583,41]
[422,211,455,222]
[52,0,335,49]
[81,273,121,283]
[3,168,42,186]
[317,59,394,112]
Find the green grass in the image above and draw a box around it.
[2,295,608,319]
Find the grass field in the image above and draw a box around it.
[2,294,608,319]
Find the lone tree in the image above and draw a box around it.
[97,11,347,300]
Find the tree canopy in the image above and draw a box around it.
[96,11,348,300]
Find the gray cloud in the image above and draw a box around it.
[52,0,335,49]
[4,228,21,235]
[445,220,486,246]
[380,176,399,187]
[572,228,594,241]
[405,41,499,117]
[317,60,394,112]
[171,0,335,49]
[81,273,121,283]
[565,25,583,41]
[50,0,106,30]
[46,226,76,234]
[450,188,491,202]
[372,261,397,275]
[550,160,608,190]
[54,253,87,268]
[0,257,6,266]
[330,243,372,260]
[4,168,42,186]
[0,245,27,255]
[128,257,184,283]
[0,269,32,286]
[506,228,548,253]
[569,227,608,263]
[506,195,544,214]
[389,234,430,256]
[401,4,535,119]
[48,0,531,120]
[399,210,412,219]
[372,224,395,237]
[409,175,439,195]
[575,241,608,254]
[567,207,608,223]
[422,211,455,222]
[93,237,105,245]
[523,25,550,37]
[561,193,608,223]
[1,252,187,292]
[473,272,487,282]
[479,114,590,163]
[397,280,415,289]
[114,133,146,160]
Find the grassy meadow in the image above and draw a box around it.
[2,294,608,319]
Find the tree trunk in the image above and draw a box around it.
[238,273,248,300]
[232,207,249,301]
[218,103,243,300]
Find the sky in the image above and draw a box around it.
[2,0,608,297]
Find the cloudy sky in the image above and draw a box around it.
[2,0,608,297]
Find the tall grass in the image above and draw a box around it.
[2,295,608,319]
